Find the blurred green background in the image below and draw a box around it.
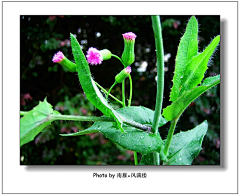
[20,15,220,165]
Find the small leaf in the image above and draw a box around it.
[163,75,220,121]
[163,120,208,165]
[20,98,60,147]
[70,33,124,132]
[180,35,220,95]
[170,16,199,101]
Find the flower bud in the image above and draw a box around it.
[121,32,137,67]
[52,51,76,72]
[99,49,112,60]
[86,47,112,65]
[115,66,132,83]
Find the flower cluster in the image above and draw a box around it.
[86,48,112,65]
[86,47,103,65]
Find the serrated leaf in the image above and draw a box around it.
[61,106,168,155]
[163,75,220,121]
[163,120,208,165]
[20,98,61,147]
[170,16,199,101]
[70,33,124,132]
[180,35,220,96]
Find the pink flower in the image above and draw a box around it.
[125,66,132,73]
[86,47,103,65]
[52,51,65,63]
[122,32,137,41]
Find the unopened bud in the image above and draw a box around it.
[121,32,137,67]
[115,66,132,83]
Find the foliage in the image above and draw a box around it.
[20,15,220,165]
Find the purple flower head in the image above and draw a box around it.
[125,66,132,74]
[86,47,103,65]
[122,32,137,41]
[52,51,65,63]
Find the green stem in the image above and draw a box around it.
[49,114,151,132]
[50,115,115,122]
[111,54,123,64]
[122,79,126,107]
[151,15,165,165]
[133,151,138,165]
[153,152,160,165]
[106,82,117,100]
[20,111,28,116]
[95,81,123,106]
[128,75,133,107]
[164,118,178,157]
[151,15,165,135]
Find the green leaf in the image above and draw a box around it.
[163,75,220,121]
[20,98,60,147]
[116,106,167,128]
[163,120,208,165]
[180,35,220,96]
[61,106,168,155]
[70,33,124,132]
[63,122,163,155]
[170,16,198,101]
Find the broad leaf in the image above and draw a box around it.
[20,98,60,147]
[163,120,208,165]
[170,16,198,101]
[162,75,220,121]
[180,35,220,96]
[62,122,163,155]
[116,106,167,128]
[70,33,124,132]
[61,106,168,155]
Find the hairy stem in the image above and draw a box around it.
[50,115,115,122]
[151,15,165,165]
[49,114,151,132]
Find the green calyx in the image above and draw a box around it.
[115,68,131,83]
[121,39,135,67]
[59,57,77,72]
[99,49,112,61]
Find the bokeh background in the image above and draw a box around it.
[20,15,220,165]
